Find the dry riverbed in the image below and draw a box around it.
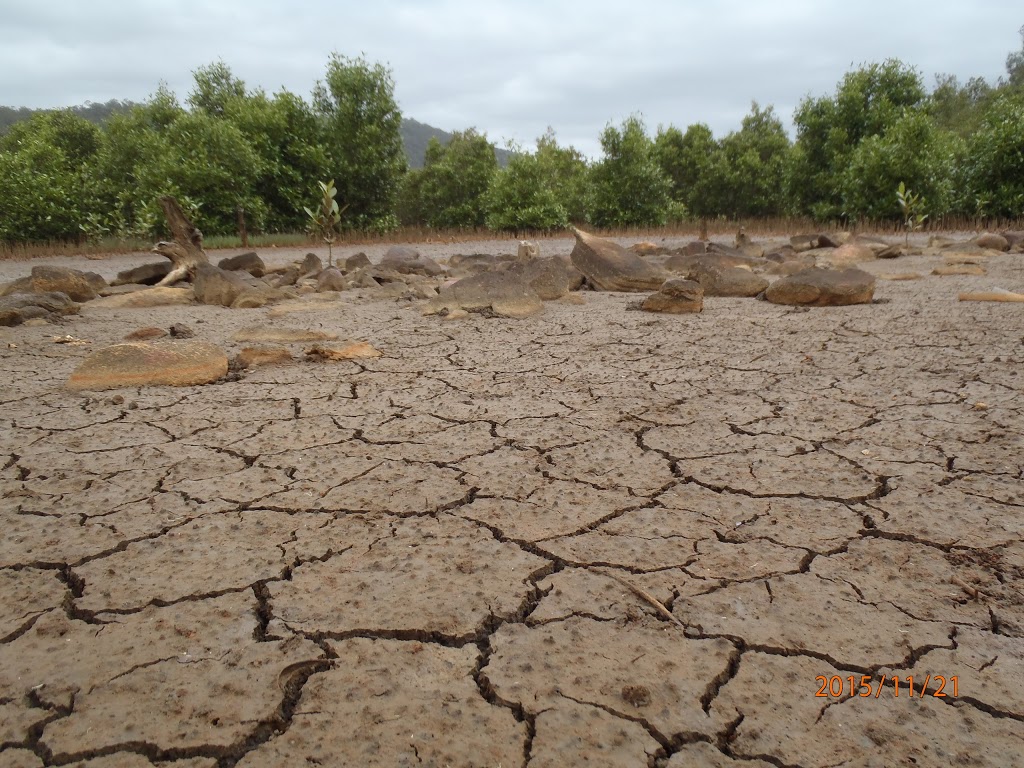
[1,235,1022,767]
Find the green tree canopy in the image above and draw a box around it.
[313,53,406,232]
[413,130,498,229]
[589,115,673,227]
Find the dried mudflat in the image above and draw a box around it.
[1,235,1023,768]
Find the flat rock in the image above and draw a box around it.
[641,278,703,313]
[425,271,543,318]
[506,256,584,300]
[974,233,1010,251]
[765,267,875,306]
[0,291,80,326]
[685,263,769,297]
[3,266,99,302]
[87,286,194,308]
[233,326,339,343]
[110,262,172,286]
[233,345,293,369]
[826,241,877,265]
[380,245,445,276]
[304,341,382,360]
[66,340,228,390]
[217,252,266,276]
[570,227,667,291]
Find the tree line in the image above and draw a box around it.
[1,35,1023,245]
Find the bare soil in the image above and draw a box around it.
[1,234,1022,767]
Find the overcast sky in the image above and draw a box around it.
[2,0,1021,157]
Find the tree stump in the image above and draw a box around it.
[153,196,211,287]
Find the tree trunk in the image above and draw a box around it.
[152,196,211,287]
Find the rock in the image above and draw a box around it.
[666,252,766,275]
[686,265,769,297]
[670,241,707,257]
[66,340,228,390]
[2,267,99,302]
[192,264,251,307]
[933,265,986,276]
[878,272,924,281]
[790,234,839,252]
[300,253,324,277]
[305,342,382,361]
[124,327,168,341]
[827,242,877,266]
[569,227,667,292]
[0,292,80,326]
[272,265,302,288]
[233,326,339,343]
[233,346,293,369]
[1000,231,1024,250]
[973,233,1010,252]
[765,267,875,307]
[448,253,518,275]
[232,285,294,309]
[343,252,372,272]
[169,323,195,339]
[507,257,585,301]
[875,244,905,259]
[424,272,544,319]
[630,241,668,256]
[110,262,173,287]
[317,268,346,292]
[518,241,540,260]
[380,246,445,277]
[641,279,703,314]
[218,252,266,277]
[344,268,382,290]
[82,272,108,293]
[87,287,194,308]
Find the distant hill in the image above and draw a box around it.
[401,117,512,169]
[0,102,509,169]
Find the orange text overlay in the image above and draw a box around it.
[815,674,959,699]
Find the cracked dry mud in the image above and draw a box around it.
[1,237,1023,767]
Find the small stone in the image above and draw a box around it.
[124,327,168,341]
[641,279,703,314]
[169,324,195,339]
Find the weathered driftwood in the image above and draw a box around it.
[153,196,211,287]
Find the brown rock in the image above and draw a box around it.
[233,346,294,369]
[271,264,302,287]
[218,252,266,277]
[87,287,194,308]
[933,265,986,276]
[169,323,195,339]
[641,278,703,314]
[316,267,346,292]
[507,257,584,300]
[343,252,371,272]
[66,341,228,390]
[828,242,877,265]
[685,264,768,297]
[569,227,667,291]
[0,292,80,326]
[110,262,173,286]
[425,271,544,318]
[629,241,667,256]
[380,246,444,277]
[517,241,540,260]
[973,233,1010,252]
[299,253,324,276]
[123,327,168,341]
[765,267,875,307]
[233,326,339,343]
[305,342,382,361]
[192,264,249,306]
[230,285,291,309]
[2,267,99,303]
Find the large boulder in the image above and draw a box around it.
[569,227,667,291]
[424,272,543,318]
[507,257,584,300]
[111,262,173,287]
[641,279,703,314]
[685,265,768,297]
[193,264,288,308]
[380,246,445,277]
[218,252,266,277]
[66,340,228,390]
[765,267,875,307]
[2,267,99,302]
[0,292,80,326]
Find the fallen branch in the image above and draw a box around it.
[595,568,686,629]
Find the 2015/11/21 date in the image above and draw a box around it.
[815,675,959,699]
